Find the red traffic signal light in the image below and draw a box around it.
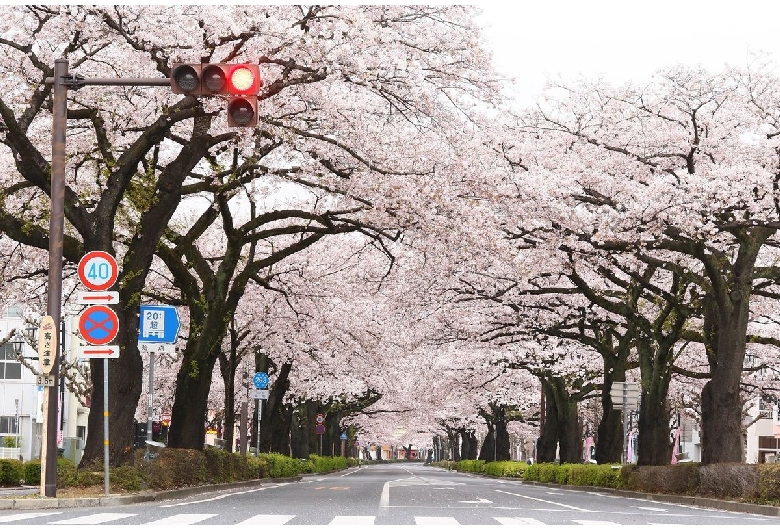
[171,63,262,96]
[171,63,262,127]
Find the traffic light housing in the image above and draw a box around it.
[171,63,261,126]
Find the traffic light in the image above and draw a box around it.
[170,63,261,127]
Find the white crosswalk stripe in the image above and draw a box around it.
[0,512,62,523]
[571,520,619,525]
[237,514,296,525]
[50,512,136,525]
[330,515,376,525]
[494,516,547,525]
[414,516,461,525]
[144,513,218,525]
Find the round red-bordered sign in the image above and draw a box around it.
[78,305,119,346]
[315,414,325,425]
[78,251,118,291]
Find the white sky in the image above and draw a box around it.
[475,0,780,107]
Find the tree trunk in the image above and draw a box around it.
[167,355,216,449]
[459,429,477,460]
[596,358,625,464]
[636,389,672,465]
[536,383,558,462]
[699,230,769,464]
[557,398,582,463]
[478,422,495,462]
[259,362,292,453]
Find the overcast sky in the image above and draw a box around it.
[475,0,780,107]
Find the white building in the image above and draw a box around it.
[0,305,89,463]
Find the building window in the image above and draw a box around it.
[0,416,18,435]
[0,344,21,380]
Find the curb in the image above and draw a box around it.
[0,476,302,510]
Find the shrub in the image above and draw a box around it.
[624,463,699,494]
[144,448,207,490]
[698,463,758,500]
[554,464,572,485]
[23,460,40,486]
[759,463,780,503]
[111,465,143,492]
[56,457,79,488]
[0,458,24,486]
[258,453,302,478]
[483,461,527,478]
[457,460,485,473]
[308,455,348,473]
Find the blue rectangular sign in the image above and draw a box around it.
[138,305,180,344]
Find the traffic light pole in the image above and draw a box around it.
[44,60,170,497]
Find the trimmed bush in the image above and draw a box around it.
[111,465,143,492]
[56,457,79,488]
[484,461,527,477]
[23,460,40,486]
[458,460,485,473]
[0,458,24,486]
[308,455,348,473]
[698,463,758,500]
[758,463,780,503]
[258,453,304,478]
[144,448,208,490]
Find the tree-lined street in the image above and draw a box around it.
[0,463,775,526]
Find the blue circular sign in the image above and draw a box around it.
[252,372,269,389]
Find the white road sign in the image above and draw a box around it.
[251,389,269,400]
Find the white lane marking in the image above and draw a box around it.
[380,481,390,508]
[415,516,461,525]
[634,506,668,512]
[161,485,283,506]
[494,516,546,525]
[459,498,493,504]
[0,512,62,523]
[238,514,295,525]
[51,512,136,525]
[496,489,593,512]
[330,515,376,525]
[571,520,619,525]
[144,513,217,525]
[341,468,363,477]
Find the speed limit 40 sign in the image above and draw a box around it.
[78,251,118,291]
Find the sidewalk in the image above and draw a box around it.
[0,476,301,510]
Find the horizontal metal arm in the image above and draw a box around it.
[45,75,171,88]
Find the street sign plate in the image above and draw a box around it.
[315,413,325,425]
[36,374,55,386]
[78,305,119,345]
[79,345,120,359]
[315,424,325,435]
[77,290,119,305]
[253,371,269,389]
[78,251,118,291]
[340,432,348,440]
[251,389,269,400]
[138,342,176,355]
[138,305,180,343]
[37,315,57,375]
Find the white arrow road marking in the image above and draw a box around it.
[495,489,593,512]
[459,498,493,504]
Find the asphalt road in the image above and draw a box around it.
[0,462,777,526]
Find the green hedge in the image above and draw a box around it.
[458,460,486,473]
[484,461,528,478]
